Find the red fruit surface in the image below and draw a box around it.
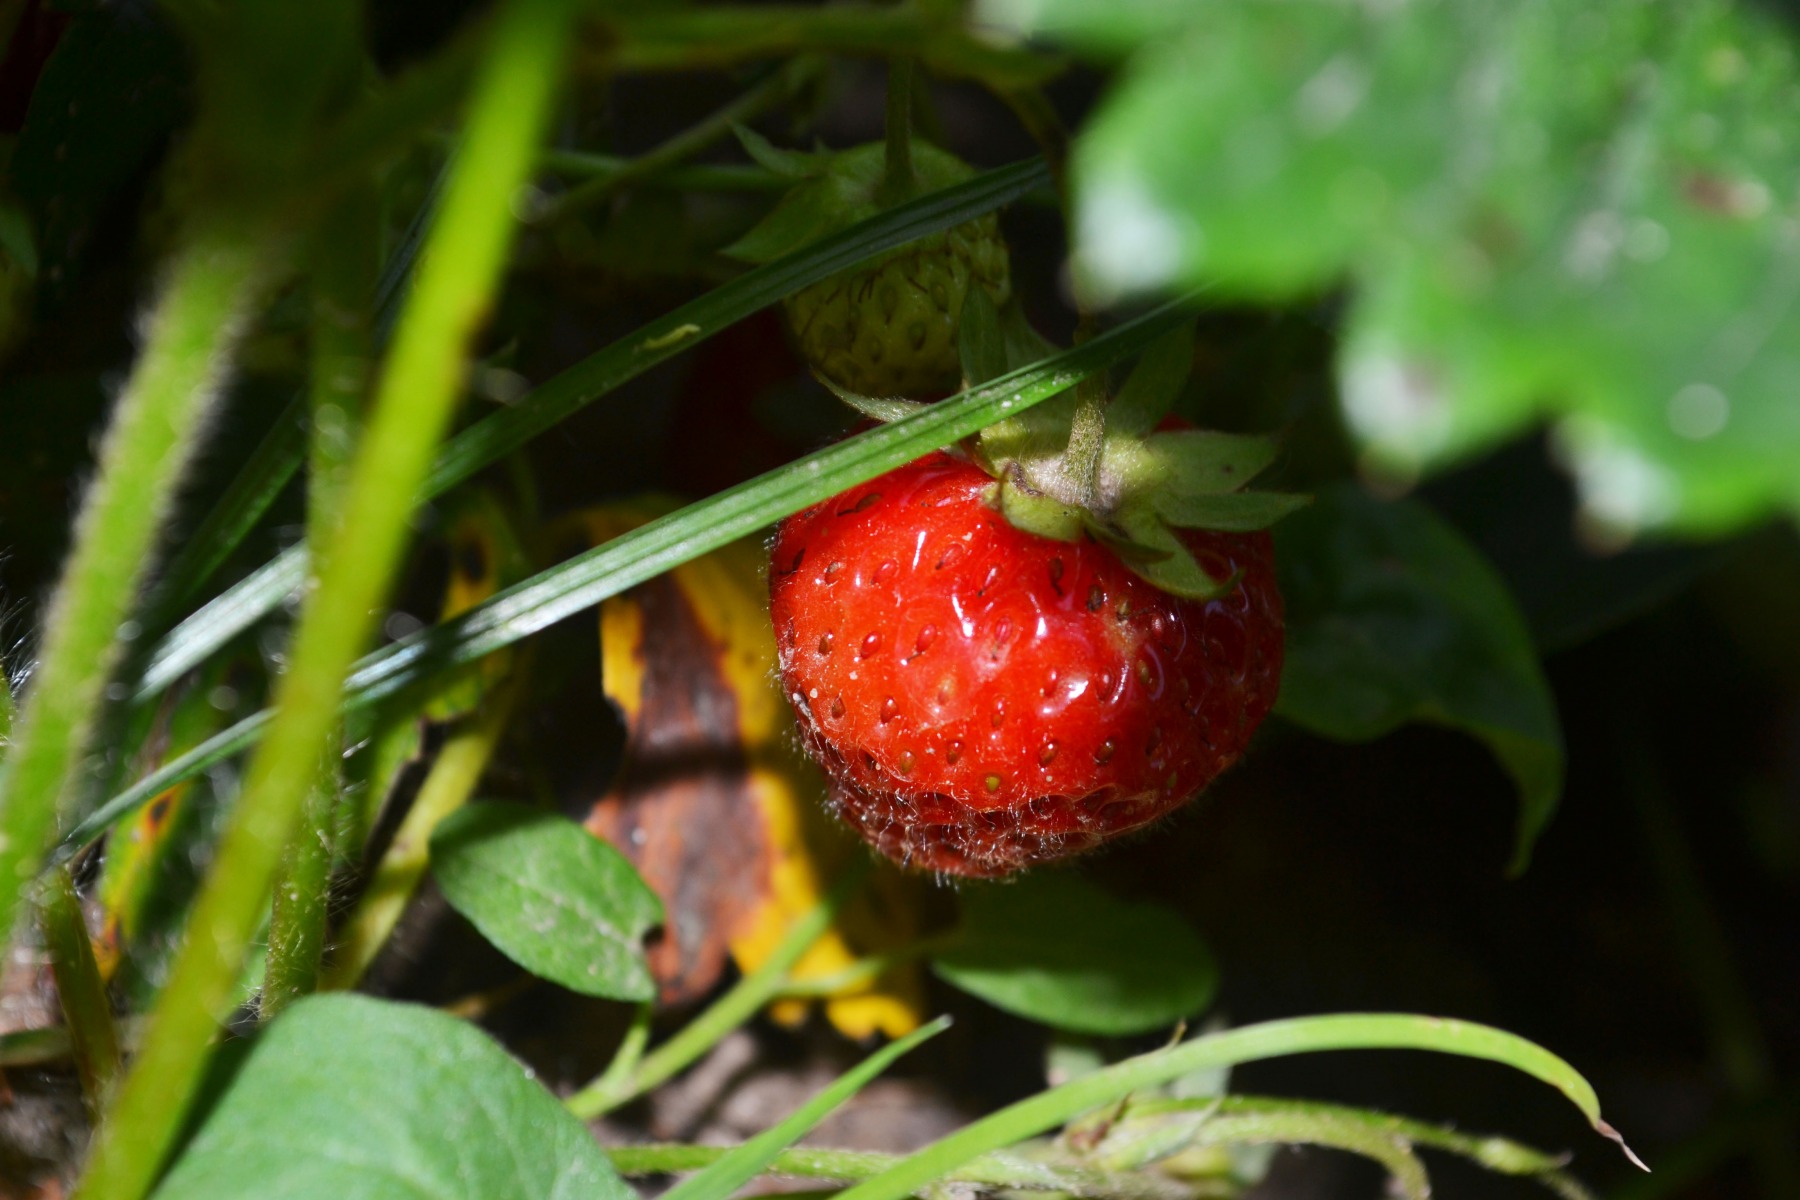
[768,450,1285,877]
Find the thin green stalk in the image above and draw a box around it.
[41,866,122,1118]
[770,940,944,999]
[606,1145,1213,1200]
[662,1017,951,1200]
[567,860,871,1119]
[261,770,335,1018]
[262,188,379,1020]
[73,3,579,1196]
[0,225,274,949]
[831,1013,1636,1200]
[321,676,521,990]
[1169,1108,1435,1199]
[1121,1095,1581,1181]
[533,57,819,224]
[586,1003,653,1104]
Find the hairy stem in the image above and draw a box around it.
[72,3,579,1195]
[607,1144,1216,1200]
[0,226,274,949]
[263,189,380,1019]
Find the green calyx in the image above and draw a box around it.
[832,290,1310,600]
[727,127,1013,397]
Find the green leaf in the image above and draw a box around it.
[999,0,1800,537]
[151,994,629,1200]
[730,122,820,178]
[1129,429,1279,496]
[72,295,1199,851]
[1273,484,1563,873]
[133,157,1054,705]
[1106,323,1193,437]
[1094,510,1233,601]
[933,870,1218,1036]
[661,1017,951,1200]
[991,476,1086,543]
[817,373,932,421]
[1150,490,1311,532]
[958,285,1010,388]
[722,172,852,262]
[431,805,663,1001]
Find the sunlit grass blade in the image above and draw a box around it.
[137,553,307,702]
[831,1012,1639,1200]
[75,295,1196,847]
[133,156,1052,704]
[660,1017,951,1200]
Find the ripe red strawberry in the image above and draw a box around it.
[769,450,1284,877]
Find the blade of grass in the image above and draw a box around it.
[79,293,1193,850]
[133,156,1053,704]
[660,1016,951,1200]
[72,2,580,1195]
[0,223,277,950]
[40,866,123,1119]
[830,1012,1639,1200]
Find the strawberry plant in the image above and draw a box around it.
[2,2,1799,1199]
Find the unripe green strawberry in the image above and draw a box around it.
[729,138,1012,397]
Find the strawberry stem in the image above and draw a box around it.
[1065,316,1108,507]
[881,57,917,204]
[1066,376,1108,509]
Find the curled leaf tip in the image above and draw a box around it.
[1596,1120,1648,1171]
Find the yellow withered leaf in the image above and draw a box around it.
[424,491,530,721]
[577,500,928,1037]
